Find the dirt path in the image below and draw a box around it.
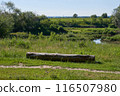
[0,64,120,74]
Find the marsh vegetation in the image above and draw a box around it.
[0,1,120,80]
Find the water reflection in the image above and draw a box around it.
[93,39,102,44]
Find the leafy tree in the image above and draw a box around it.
[39,15,48,20]
[5,1,15,12]
[73,13,78,18]
[91,18,97,25]
[0,13,14,37]
[13,11,41,35]
[57,26,65,32]
[101,13,108,18]
[0,1,67,37]
[91,14,97,18]
[0,2,14,38]
[112,5,120,28]
[50,24,58,32]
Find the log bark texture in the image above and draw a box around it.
[26,52,95,62]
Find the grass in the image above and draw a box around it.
[50,18,112,27]
[65,27,119,40]
[104,34,120,41]
[0,26,120,80]
[50,18,110,22]
[0,68,120,80]
[0,37,120,72]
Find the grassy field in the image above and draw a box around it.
[0,37,120,71]
[50,18,110,22]
[0,18,120,80]
[65,27,119,40]
[50,17,112,27]
[0,68,120,80]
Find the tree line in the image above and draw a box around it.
[0,1,120,38]
[73,13,108,18]
[0,1,66,38]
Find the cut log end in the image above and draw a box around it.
[26,52,95,62]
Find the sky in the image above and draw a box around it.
[1,0,120,16]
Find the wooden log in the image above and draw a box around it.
[26,52,95,62]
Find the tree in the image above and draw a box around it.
[91,14,97,18]
[0,1,66,37]
[73,13,78,18]
[91,18,97,25]
[39,15,48,20]
[13,11,40,34]
[0,2,14,38]
[112,5,120,28]
[101,13,108,18]
[5,1,15,12]
[0,13,14,37]
[98,17,103,27]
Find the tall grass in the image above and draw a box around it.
[0,27,120,72]
[0,34,120,71]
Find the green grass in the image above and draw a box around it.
[0,26,120,80]
[105,34,120,41]
[0,68,120,80]
[0,37,120,71]
[50,18,112,27]
[65,27,119,40]
[50,18,110,22]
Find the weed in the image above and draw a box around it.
[16,40,31,49]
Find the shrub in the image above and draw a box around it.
[28,33,37,40]
[38,32,44,39]
[79,41,86,47]
[49,24,58,32]
[57,26,66,33]
[108,24,116,28]
[103,28,116,36]
[16,40,31,49]
[110,35,120,41]
[8,37,17,46]
[49,32,56,41]
[8,37,31,48]
[10,32,28,38]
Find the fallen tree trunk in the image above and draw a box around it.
[26,52,95,62]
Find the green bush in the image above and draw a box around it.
[8,37,17,46]
[38,32,44,39]
[49,32,56,41]
[10,32,28,38]
[28,33,37,40]
[108,24,116,28]
[7,37,30,48]
[110,35,120,41]
[103,28,116,35]
[79,41,87,47]
[16,40,31,49]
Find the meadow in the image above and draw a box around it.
[0,16,120,80]
[0,29,120,80]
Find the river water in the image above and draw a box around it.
[93,39,102,44]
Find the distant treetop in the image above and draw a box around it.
[91,14,97,18]
[73,13,78,18]
[101,13,108,18]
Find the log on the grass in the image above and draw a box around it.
[26,52,95,62]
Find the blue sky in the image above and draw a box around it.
[1,0,120,16]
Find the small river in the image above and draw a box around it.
[93,39,102,44]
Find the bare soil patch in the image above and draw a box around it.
[0,64,120,74]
